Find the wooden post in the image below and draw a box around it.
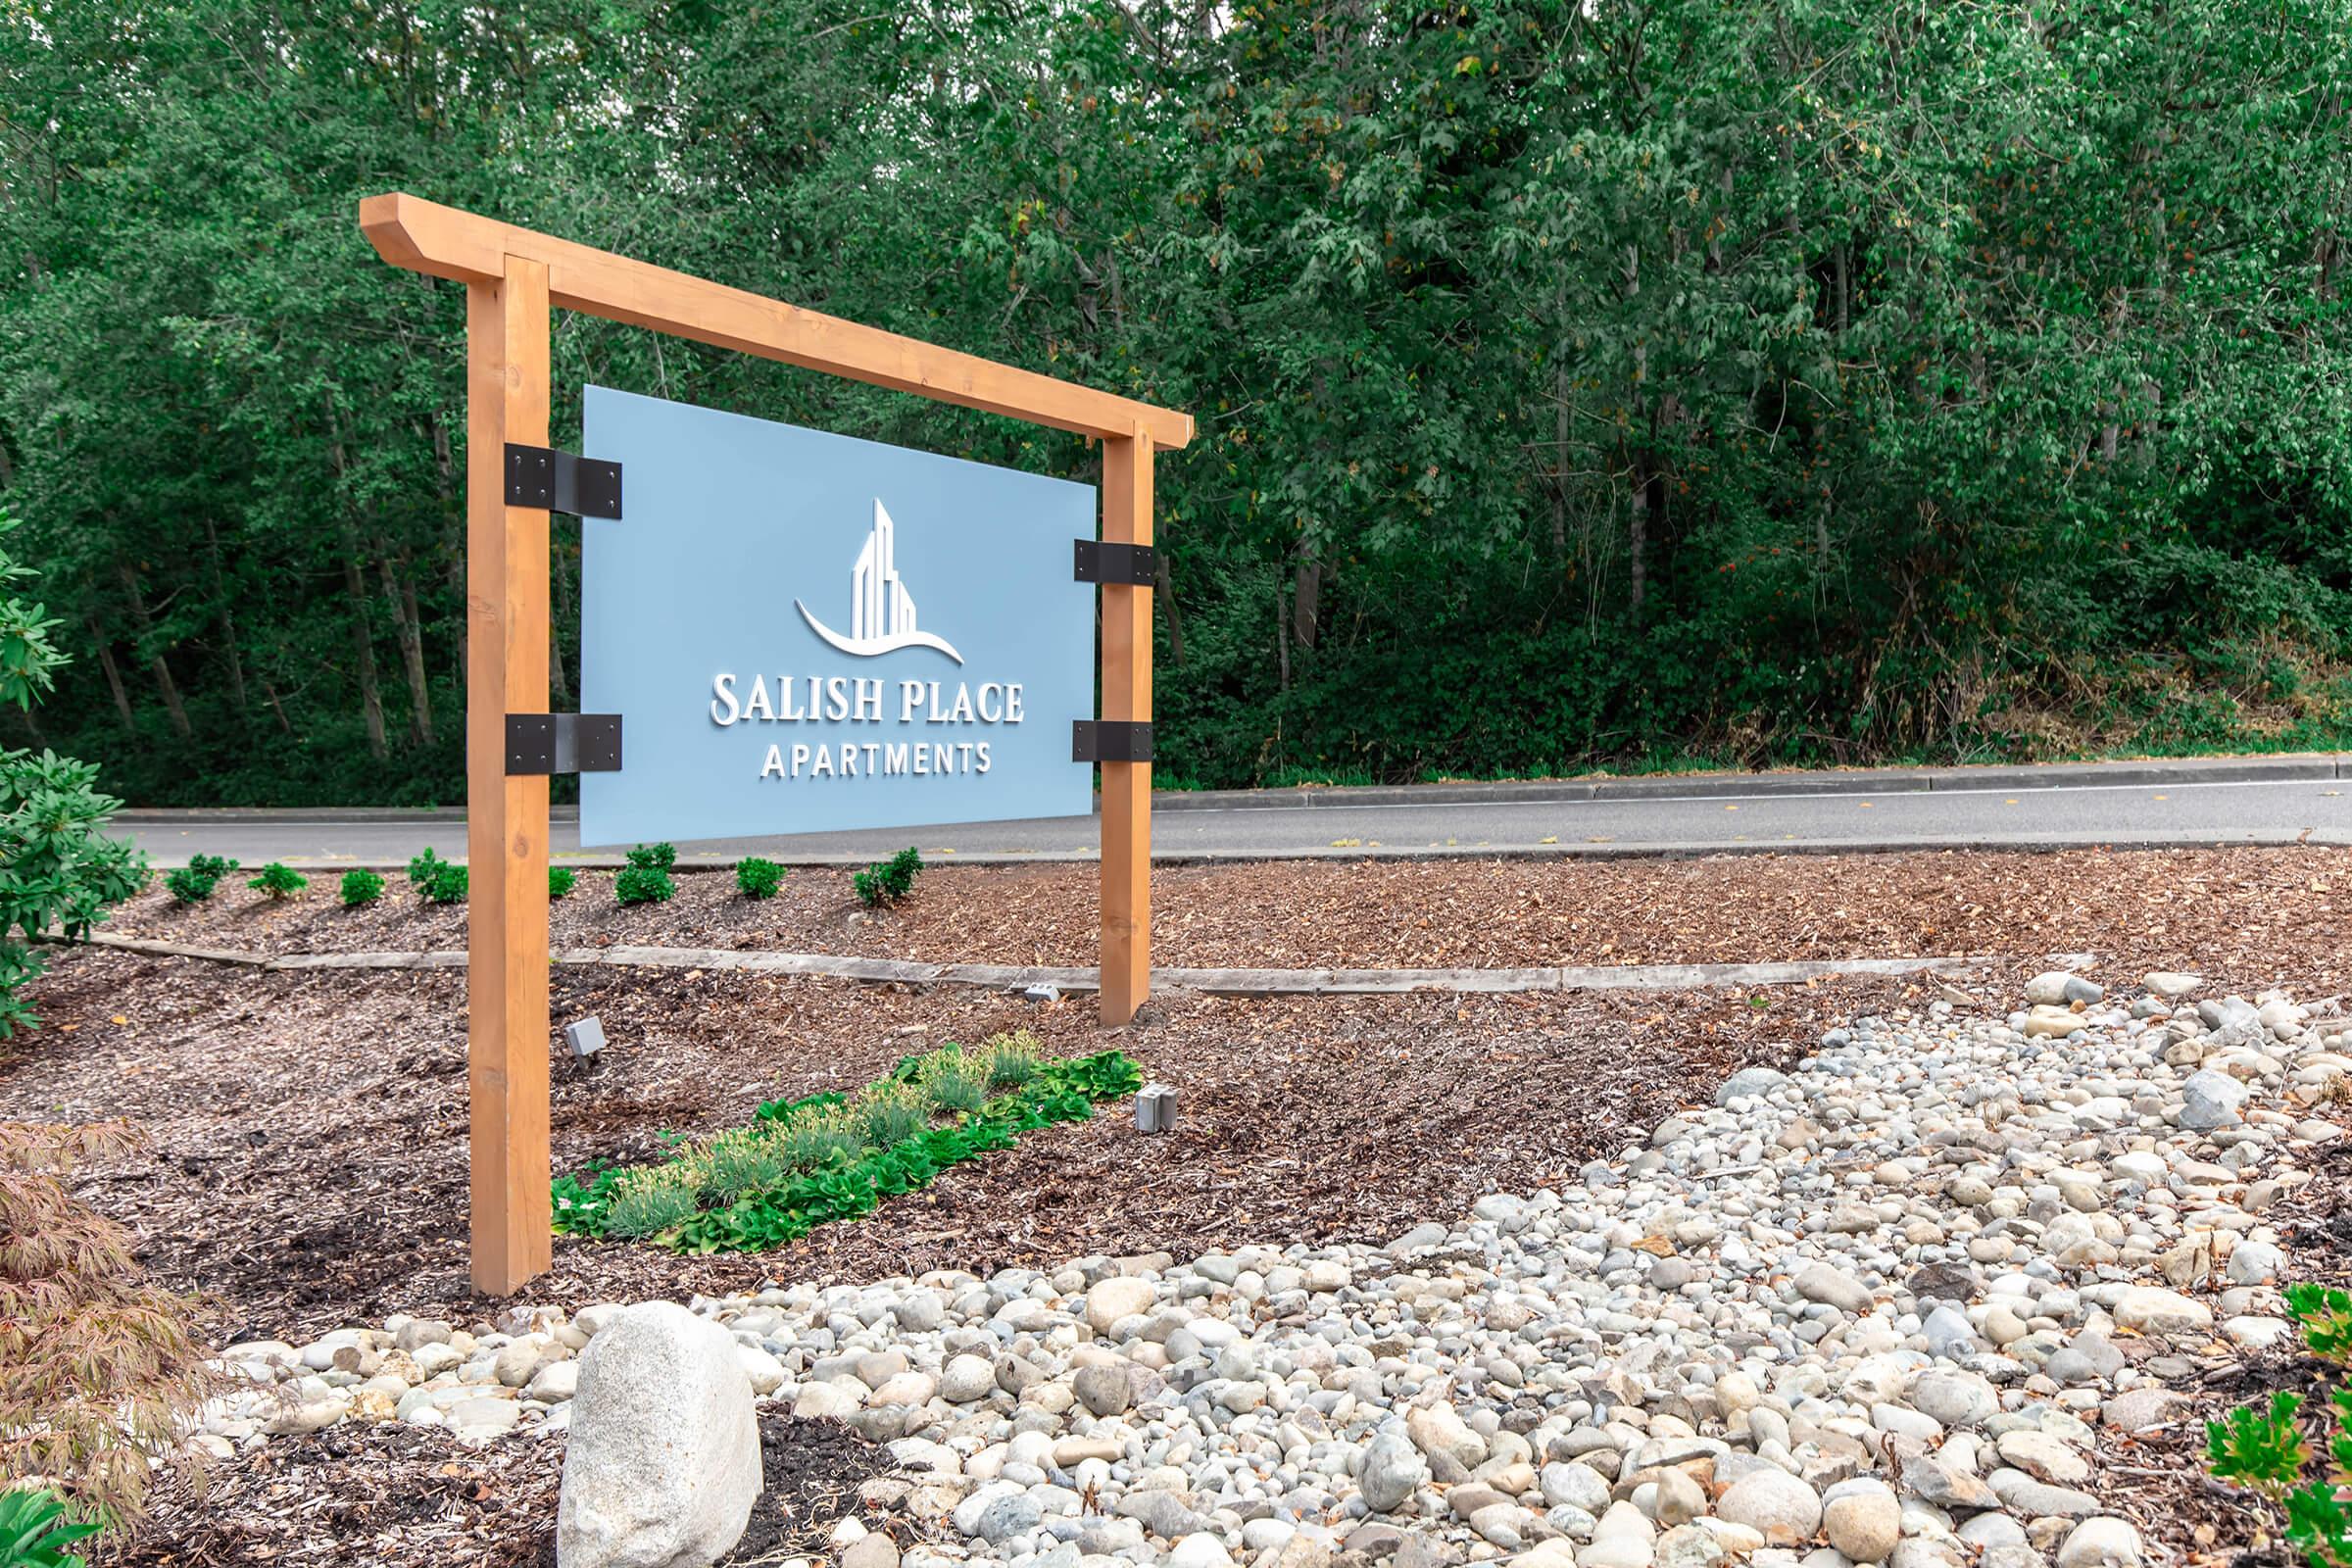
[365,194,1189,1289]
[464,256,554,1296]
[1100,431,1154,1025]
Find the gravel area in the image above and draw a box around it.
[88,845,2352,988]
[135,971,2333,1568]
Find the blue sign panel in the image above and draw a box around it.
[578,386,1095,847]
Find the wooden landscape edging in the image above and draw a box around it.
[52,931,2002,996]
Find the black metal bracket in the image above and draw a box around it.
[506,713,624,776]
[505,444,623,519]
[1073,539,1156,586]
[1073,719,1153,764]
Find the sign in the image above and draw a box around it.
[579,385,1096,846]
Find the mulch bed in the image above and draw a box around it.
[5,946,1888,1339]
[101,1412,884,1568]
[95,844,2352,989]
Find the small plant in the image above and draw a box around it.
[0,1122,213,1525]
[2207,1282,2352,1562]
[422,863,468,905]
[186,854,236,880]
[615,865,675,906]
[775,1110,860,1171]
[984,1029,1043,1088]
[854,1082,927,1147]
[406,846,447,888]
[548,866,576,900]
[603,1167,699,1241]
[915,1047,986,1115]
[164,867,218,905]
[246,862,306,900]
[735,857,784,901]
[0,1490,101,1568]
[697,1132,787,1202]
[338,869,386,906]
[854,846,923,909]
[626,842,677,871]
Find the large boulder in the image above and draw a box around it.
[558,1301,762,1568]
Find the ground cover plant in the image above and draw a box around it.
[735,857,783,901]
[246,861,305,900]
[339,868,384,906]
[615,843,676,906]
[2208,1281,2352,1559]
[854,847,922,909]
[553,1031,1138,1253]
[0,1489,99,1568]
[549,865,575,900]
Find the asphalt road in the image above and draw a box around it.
[115,756,2352,867]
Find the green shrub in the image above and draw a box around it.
[163,867,219,905]
[615,865,675,906]
[338,868,386,906]
[0,1489,101,1568]
[776,1110,862,1172]
[854,1083,927,1147]
[2207,1282,2352,1561]
[984,1029,1043,1088]
[422,863,467,905]
[626,842,677,871]
[246,861,306,900]
[697,1132,788,1202]
[406,846,447,888]
[548,866,576,900]
[735,857,784,900]
[854,846,923,908]
[916,1048,986,1115]
[186,854,236,880]
[603,1167,699,1241]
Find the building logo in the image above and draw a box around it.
[795,499,963,663]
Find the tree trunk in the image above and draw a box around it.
[262,677,294,736]
[1274,573,1291,693]
[87,617,136,731]
[340,547,388,759]
[1290,548,1322,653]
[117,564,191,739]
[1154,550,1186,668]
[202,518,250,714]
[378,550,435,746]
[1628,458,1650,620]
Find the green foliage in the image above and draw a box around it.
[548,866,576,900]
[984,1030,1042,1088]
[626,843,677,872]
[163,868,218,905]
[914,1047,986,1114]
[12,5,2352,800]
[421,863,467,905]
[407,848,448,890]
[614,865,675,906]
[2289,1283,2352,1366]
[0,1489,101,1568]
[556,1045,1144,1252]
[854,848,923,909]
[734,857,784,901]
[2210,1288,2352,1565]
[0,520,148,1035]
[338,868,385,906]
[245,861,305,900]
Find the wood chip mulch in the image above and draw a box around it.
[101,1411,885,1568]
[95,844,2352,988]
[4,946,1895,1340]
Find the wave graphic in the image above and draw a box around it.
[796,600,964,663]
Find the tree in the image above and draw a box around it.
[0,507,145,1036]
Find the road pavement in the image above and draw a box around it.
[113,755,2352,868]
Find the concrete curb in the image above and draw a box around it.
[57,930,2019,997]
[111,752,2352,829]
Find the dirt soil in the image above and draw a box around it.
[102,1411,885,1568]
[4,947,1888,1340]
[97,844,2352,987]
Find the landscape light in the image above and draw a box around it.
[564,1016,607,1059]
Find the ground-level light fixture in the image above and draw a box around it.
[1135,1082,1177,1134]
[564,1015,607,1059]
